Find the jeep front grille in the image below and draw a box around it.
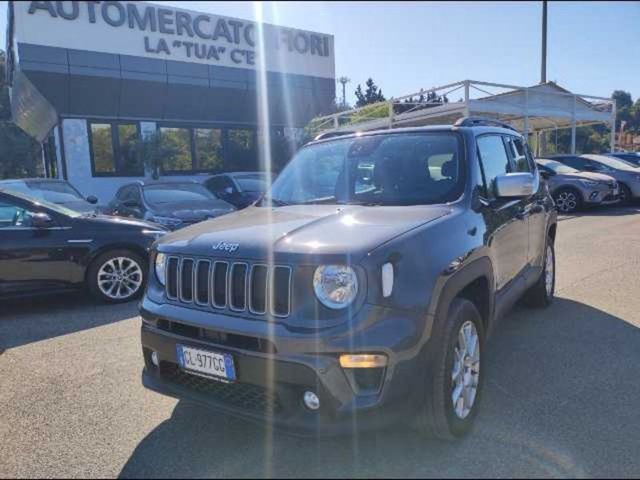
[165,256,291,318]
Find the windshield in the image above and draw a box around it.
[1,181,84,203]
[537,160,579,174]
[267,133,463,206]
[143,184,217,205]
[586,155,639,170]
[235,174,268,192]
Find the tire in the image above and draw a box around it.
[618,183,632,206]
[417,298,485,440]
[522,240,555,308]
[87,249,147,303]
[553,187,582,214]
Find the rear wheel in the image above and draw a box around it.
[417,298,485,440]
[553,187,582,214]
[88,250,147,303]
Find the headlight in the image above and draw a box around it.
[150,216,183,228]
[313,265,358,309]
[142,229,167,240]
[155,252,167,286]
[580,180,599,188]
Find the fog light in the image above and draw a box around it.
[339,354,388,369]
[151,351,159,367]
[303,391,320,410]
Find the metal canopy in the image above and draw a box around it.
[309,80,616,154]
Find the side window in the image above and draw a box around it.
[477,135,511,198]
[506,137,531,173]
[116,186,139,204]
[0,200,37,228]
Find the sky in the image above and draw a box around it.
[1,1,638,105]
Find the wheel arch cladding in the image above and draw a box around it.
[431,257,495,335]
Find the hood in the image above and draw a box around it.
[157,204,451,260]
[151,200,235,221]
[83,214,164,230]
[557,172,615,183]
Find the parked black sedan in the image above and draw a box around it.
[104,180,235,230]
[201,172,269,209]
[0,189,167,303]
[0,178,99,213]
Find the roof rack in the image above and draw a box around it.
[454,116,518,131]
[313,130,356,141]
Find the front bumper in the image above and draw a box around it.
[139,298,429,436]
[583,187,620,205]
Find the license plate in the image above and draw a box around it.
[176,344,236,382]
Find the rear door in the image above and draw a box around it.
[0,194,73,296]
[476,134,529,290]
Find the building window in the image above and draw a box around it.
[89,121,143,177]
[194,128,223,172]
[159,127,193,173]
[118,124,144,176]
[90,123,116,174]
[227,128,257,171]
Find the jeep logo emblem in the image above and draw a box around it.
[212,241,240,253]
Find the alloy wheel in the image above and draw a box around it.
[97,257,143,300]
[545,245,555,297]
[554,191,578,213]
[451,320,481,420]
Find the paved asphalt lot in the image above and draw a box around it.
[2,206,640,478]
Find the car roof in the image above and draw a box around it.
[208,171,267,178]
[126,180,201,187]
[0,178,70,184]
[306,124,520,147]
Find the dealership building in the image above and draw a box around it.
[6,1,336,201]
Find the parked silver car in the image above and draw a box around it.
[550,154,640,204]
[536,159,619,213]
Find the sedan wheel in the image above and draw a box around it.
[97,257,144,300]
[88,250,147,303]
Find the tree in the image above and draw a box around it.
[0,49,43,179]
[354,78,386,107]
[612,90,633,110]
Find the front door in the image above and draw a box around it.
[476,135,529,290]
[0,196,73,296]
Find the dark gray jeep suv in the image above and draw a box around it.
[139,118,558,439]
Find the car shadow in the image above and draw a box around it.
[0,293,139,352]
[119,298,640,478]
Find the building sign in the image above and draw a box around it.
[14,1,335,79]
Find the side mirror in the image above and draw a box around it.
[31,212,54,229]
[495,173,536,198]
[86,195,98,205]
[223,187,234,196]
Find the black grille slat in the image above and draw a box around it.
[195,261,210,305]
[180,259,194,302]
[230,264,248,311]
[272,266,291,317]
[160,363,281,413]
[249,265,268,314]
[213,262,228,308]
[165,257,291,318]
[166,257,179,299]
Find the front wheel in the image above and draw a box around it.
[553,188,582,214]
[417,298,485,440]
[87,250,147,303]
[618,183,632,205]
